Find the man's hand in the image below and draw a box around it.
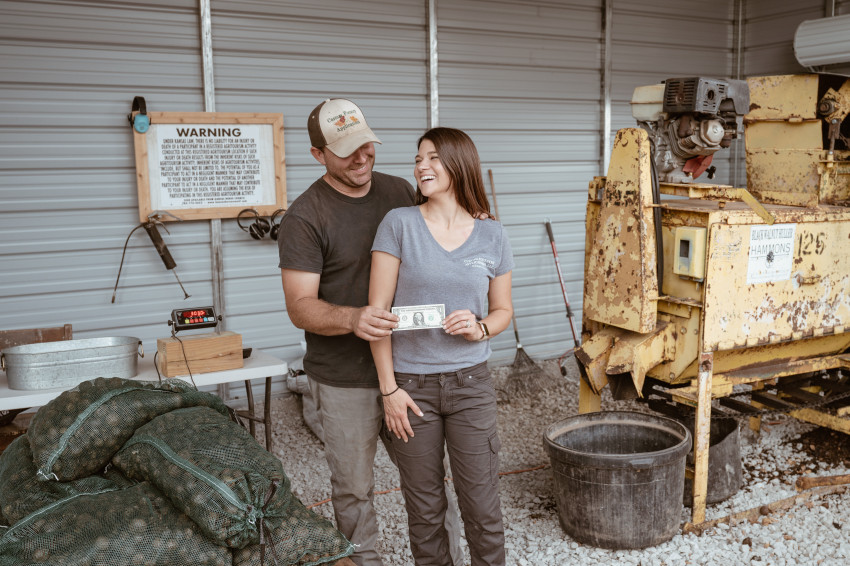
[351,306,399,341]
[284,269,389,337]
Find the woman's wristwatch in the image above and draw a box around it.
[477,321,490,341]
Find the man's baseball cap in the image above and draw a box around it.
[307,98,382,158]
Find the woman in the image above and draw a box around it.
[369,127,513,566]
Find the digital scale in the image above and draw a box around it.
[157,306,242,377]
[168,306,220,333]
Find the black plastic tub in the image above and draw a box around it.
[682,416,743,505]
[543,411,691,549]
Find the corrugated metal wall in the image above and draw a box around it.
[738,0,849,184]
[208,0,430,369]
[610,1,738,186]
[2,0,824,388]
[744,0,848,76]
[435,1,603,360]
[410,0,738,361]
[0,1,211,350]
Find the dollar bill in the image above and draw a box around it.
[392,304,445,331]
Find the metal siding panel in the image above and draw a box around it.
[438,1,601,362]
[746,0,821,20]
[437,1,601,38]
[210,13,426,59]
[1,170,137,213]
[440,65,600,100]
[438,0,735,361]
[469,132,598,164]
[609,1,738,188]
[438,33,600,69]
[0,88,208,129]
[213,56,427,96]
[744,46,804,76]
[613,13,731,48]
[614,0,730,18]
[0,0,752,374]
[1,45,202,90]
[440,100,600,130]
[611,44,732,75]
[744,0,823,76]
[488,180,597,218]
[1,1,200,50]
[209,0,429,370]
[0,1,208,374]
[212,0,424,25]
[747,9,821,50]
[611,1,734,96]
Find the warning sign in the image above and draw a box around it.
[746,223,796,284]
[132,111,286,222]
[149,123,274,209]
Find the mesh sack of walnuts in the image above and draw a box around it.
[0,433,134,526]
[0,481,231,566]
[232,491,354,566]
[28,377,230,481]
[113,405,289,549]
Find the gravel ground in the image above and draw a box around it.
[265,358,850,566]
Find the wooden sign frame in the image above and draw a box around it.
[132,112,286,222]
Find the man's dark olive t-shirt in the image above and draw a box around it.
[278,171,415,388]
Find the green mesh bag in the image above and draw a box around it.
[0,481,232,566]
[28,377,230,482]
[0,434,134,525]
[232,493,354,566]
[113,405,289,549]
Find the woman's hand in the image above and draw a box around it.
[383,387,423,442]
[443,309,483,342]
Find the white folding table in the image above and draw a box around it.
[0,350,288,451]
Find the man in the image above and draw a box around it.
[278,99,462,566]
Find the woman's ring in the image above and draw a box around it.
[465,320,471,328]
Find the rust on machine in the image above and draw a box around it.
[577,72,850,404]
[575,73,850,527]
[744,74,819,121]
[746,75,850,208]
[582,128,658,335]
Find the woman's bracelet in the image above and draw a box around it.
[381,386,400,397]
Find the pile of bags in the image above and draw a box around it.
[0,377,353,565]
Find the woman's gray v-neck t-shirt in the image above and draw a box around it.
[371,205,514,374]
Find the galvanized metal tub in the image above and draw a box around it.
[1,337,143,390]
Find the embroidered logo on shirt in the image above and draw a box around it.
[464,257,494,271]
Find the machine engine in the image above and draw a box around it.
[631,77,750,183]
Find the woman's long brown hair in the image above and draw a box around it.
[415,127,491,218]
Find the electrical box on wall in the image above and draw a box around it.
[673,227,707,280]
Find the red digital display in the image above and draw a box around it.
[178,309,212,318]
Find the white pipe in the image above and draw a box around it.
[601,0,612,175]
[427,0,439,128]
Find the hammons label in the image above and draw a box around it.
[392,304,445,331]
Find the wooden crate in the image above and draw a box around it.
[156,331,243,377]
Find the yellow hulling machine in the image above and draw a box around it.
[576,74,850,524]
